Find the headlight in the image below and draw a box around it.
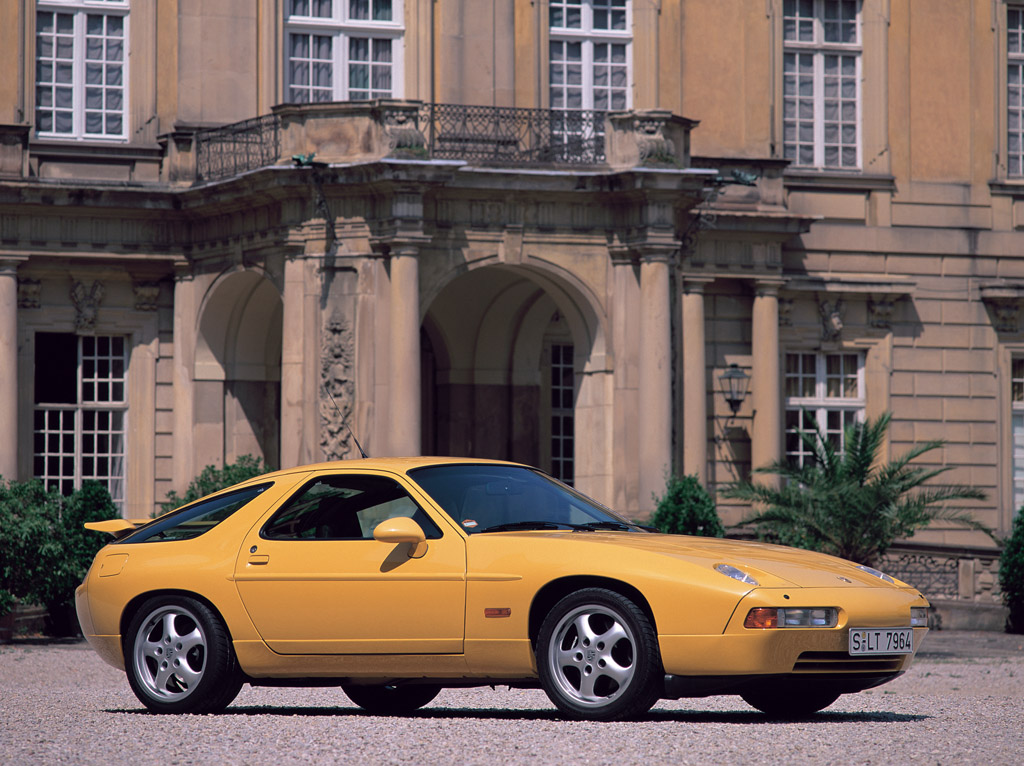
[744,607,838,629]
[910,607,929,627]
[856,564,896,584]
[714,563,759,586]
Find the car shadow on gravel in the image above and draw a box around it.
[104,706,931,724]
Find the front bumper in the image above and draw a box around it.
[658,585,928,686]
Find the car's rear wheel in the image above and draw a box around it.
[342,683,442,714]
[125,595,242,714]
[537,588,663,721]
[741,685,841,718]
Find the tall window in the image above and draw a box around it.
[782,0,860,168]
[34,334,127,510]
[284,0,403,103]
[550,344,575,486]
[1012,358,1024,514]
[1009,7,1024,176]
[549,1,630,112]
[35,0,128,139]
[549,0,630,159]
[784,352,864,467]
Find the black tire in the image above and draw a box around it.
[124,595,242,714]
[741,685,841,718]
[342,683,442,714]
[537,587,663,721]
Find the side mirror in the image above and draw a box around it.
[373,516,428,558]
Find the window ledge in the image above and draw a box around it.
[988,179,1024,197]
[30,139,163,162]
[784,169,896,193]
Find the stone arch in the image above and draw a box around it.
[193,268,283,471]
[422,261,612,501]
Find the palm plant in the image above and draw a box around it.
[724,412,991,566]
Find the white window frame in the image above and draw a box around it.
[1012,357,1024,515]
[35,0,129,141]
[782,0,861,169]
[284,0,404,103]
[784,351,865,467]
[550,342,576,486]
[34,334,128,511]
[548,0,632,112]
[1009,6,1024,176]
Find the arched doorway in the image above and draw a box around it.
[193,270,283,470]
[421,264,608,493]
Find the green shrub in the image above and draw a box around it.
[650,475,725,537]
[0,479,117,630]
[1000,511,1024,634]
[160,454,272,515]
[724,413,990,566]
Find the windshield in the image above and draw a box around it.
[408,464,644,535]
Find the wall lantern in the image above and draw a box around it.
[718,363,750,416]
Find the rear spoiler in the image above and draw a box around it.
[85,518,149,540]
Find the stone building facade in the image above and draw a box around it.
[1,1,1021,626]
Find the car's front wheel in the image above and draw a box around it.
[124,595,242,714]
[741,685,841,718]
[342,683,441,714]
[537,588,663,721]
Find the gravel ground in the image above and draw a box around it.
[1,632,1022,766]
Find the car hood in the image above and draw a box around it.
[493,531,899,589]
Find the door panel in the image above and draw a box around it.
[233,472,467,654]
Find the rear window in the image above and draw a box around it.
[120,484,272,543]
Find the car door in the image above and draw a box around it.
[233,470,467,654]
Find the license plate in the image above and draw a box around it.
[848,627,915,655]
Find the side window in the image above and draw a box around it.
[262,474,442,540]
[123,484,273,543]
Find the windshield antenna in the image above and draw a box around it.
[322,384,369,459]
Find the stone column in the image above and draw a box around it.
[638,251,673,513]
[280,254,308,468]
[681,278,710,485]
[0,261,19,480]
[751,280,783,478]
[389,247,421,455]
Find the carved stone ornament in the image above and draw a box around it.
[868,297,895,329]
[382,105,426,154]
[819,297,844,342]
[70,279,104,334]
[133,281,160,311]
[319,313,356,461]
[18,278,40,309]
[989,299,1020,334]
[634,116,675,162]
[778,297,794,326]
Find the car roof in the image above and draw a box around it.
[247,456,526,483]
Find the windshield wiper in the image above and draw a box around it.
[575,520,636,532]
[478,521,581,533]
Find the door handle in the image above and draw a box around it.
[247,555,269,565]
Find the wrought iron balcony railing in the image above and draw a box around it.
[418,103,606,165]
[194,103,607,182]
[195,114,282,183]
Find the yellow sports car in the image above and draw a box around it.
[77,458,929,721]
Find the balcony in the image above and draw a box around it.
[189,101,695,184]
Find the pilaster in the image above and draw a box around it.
[681,277,713,485]
[0,259,23,480]
[638,248,674,513]
[751,279,784,481]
